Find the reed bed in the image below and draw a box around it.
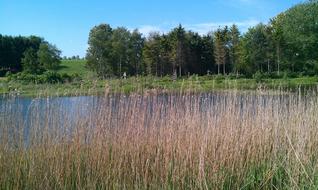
[1,90,318,189]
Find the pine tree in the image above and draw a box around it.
[169,24,187,77]
[214,28,226,75]
[229,25,240,74]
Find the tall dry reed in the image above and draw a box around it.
[1,90,318,189]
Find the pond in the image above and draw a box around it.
[0,91,305,146]
[0,92,297,124]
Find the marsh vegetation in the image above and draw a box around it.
[1,90,318,189]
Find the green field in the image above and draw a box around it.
[1,59,318,97]
[58,59,93,77]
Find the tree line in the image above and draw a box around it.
[87,0,318,78]
[1,0,317,79]
[86,24,216,78]
[0,35,61,76]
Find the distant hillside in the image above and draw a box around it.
[58,59,92,77]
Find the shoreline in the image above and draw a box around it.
[1,76,317,98]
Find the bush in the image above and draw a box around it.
[267,72,283,79]
[14,72,38,83]
[5,71,12,78]
[304,60,318,76]
[70,73,82,82]
[199,75,214,81]
[7,71,81,84]
[227,73,246,80]
[253,71,264,83]
[42,71,63,83]
[214,74,226,81]
[287,72,299,78]
[160,75,172,82]
[0,70,7,77]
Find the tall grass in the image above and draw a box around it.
[1,90,318,189]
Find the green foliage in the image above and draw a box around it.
[0,34,63,79]
[37,42,61,71]
[0,35,43,72]
[86,24,216,78]
[86,24,114,78]
[7,71,81,84]
[214,74,226,81]
[304,60,318,76]
[86,24,144,78]
[229,25,241,73]
[21,48,42,74]
[143,32,167,76]
[0,70,7,77]
[2,0,318,82]
[236,0,318,77]
[253,71,264,83]
[214,27,229,75]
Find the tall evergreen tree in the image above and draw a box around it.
[169,25,187,77]
[214,28,226,75]
[221,26,230,75]
[143,32,162,76]
[202,34,215,75]
[128,29,144,75]
[229,25,240,73]
[0,35,43,73]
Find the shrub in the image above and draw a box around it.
[160,75,172,83]
[287,72,299,78]
[214,74,225,81]
[5,71,12,78]
[6,71,81,84]
[200,74,215,81]
[70,73,82,82]
[0,70,7,77]
[304,60,318,76]
[227,73,246,79]
[267,72,283,79]
[43,72,81,84]
[253,71,264,83]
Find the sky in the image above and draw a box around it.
[0,0,303,57]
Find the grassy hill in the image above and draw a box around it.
[58,59,92,77]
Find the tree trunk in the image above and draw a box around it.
[277,44,280,75]
[135,60,138,76]
[119,56,122,78]
[156,60,158,77]
[218,64,220,75]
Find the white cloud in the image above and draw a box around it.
[137,25,165,36]
[135,19,259,37]
[186,19,260,35]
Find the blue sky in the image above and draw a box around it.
[0,0,302,57]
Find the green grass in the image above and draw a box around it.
[58,59,93,77]
[1,59,318,97]
[1,75,318,97]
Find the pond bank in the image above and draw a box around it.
[0,76,318,97]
